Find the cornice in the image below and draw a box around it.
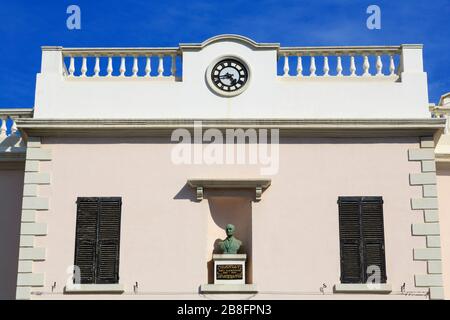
[16,118,445,138]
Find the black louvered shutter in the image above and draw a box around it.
[74,198,98,283]
[74,197,122,284]
[338,198,363,283]
[361,199,387,283]
[338,197,386,284]
[96,198,122,284]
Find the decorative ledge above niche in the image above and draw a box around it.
[187,179,271,202]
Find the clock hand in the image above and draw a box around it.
[219,73,234,79]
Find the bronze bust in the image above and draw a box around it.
[219,224,242,254]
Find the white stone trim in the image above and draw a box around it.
[429,287,445,300]
[16,137,51,300]
[426,236,441,248]
[428,261,442,274]
[19,247,46,260]
[333,283,392,293]
[424,210,439,223]
[20,223,47,235]
[409,137,444,299]
[413,248,441,260]
[423,185,437,197]
[412,223,440,235]
[411,198,438,210]
[24,172,50,184]
[21,210,36,222]
[16,287,31,300]
[22,197,49,210]
[23,185,38,197]
[26,148,52,161]
[414,274,443,287]
[19,235,34,247]
[408,149,435,161]
[421,160,436,172]
[18,261,33,273]
[409,173,437,185]
[25,161,39,172]
[64,284,124,294]
[17,273,45,287]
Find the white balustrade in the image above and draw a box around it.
[63,49,180,78]
[0,116,21,137]
[278,46,401,77]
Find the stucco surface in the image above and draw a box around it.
[33,136,426,299]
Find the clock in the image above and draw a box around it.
[206,57,250,96]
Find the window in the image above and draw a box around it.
[338,196,387,284]
[74,197,122,284]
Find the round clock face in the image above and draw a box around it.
[210,58,249,94]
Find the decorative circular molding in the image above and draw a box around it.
[206,56,251,97]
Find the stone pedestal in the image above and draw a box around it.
[200,253,257,293]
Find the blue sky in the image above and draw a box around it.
[0,0,449,108]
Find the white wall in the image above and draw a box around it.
[33,38,430,119]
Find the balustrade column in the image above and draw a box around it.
[145,56,152,76]
[310,56,316,76]
[336,56,343,76]
[119,56,126,76]
[323,56,329,76]
[94,56,100,77]
[132,56,138,77]
[158,55,164,77]
[376,55,383,76]
[283,54,289,76]
[0,117,6,137]
[68,56,75,76]
[296,55,302,77]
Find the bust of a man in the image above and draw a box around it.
[219,224,242,254]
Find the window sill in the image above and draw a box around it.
[333,283,392,294]
[64,284,124,294]
[200,284,257,294]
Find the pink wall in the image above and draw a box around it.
[0,168,23,299]
[33,136,427,299]
[437,163,450,299]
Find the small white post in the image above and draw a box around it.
[0,117,6,137]
[296,55,303,77]
[389,55,395,76]
[323,56,330,76]
[350,55,356,76]
[132,56,138,77]
[145,56,152,76]
[10,118,18,135]
[94,56,100,77]
[283,54,289,76]
[119,56,126,76]
[363,55,370,76]
[310,56,316,77]
[158,55,164,77]
[107,56,113,76]
[336,56,343,76]
[68,56,75,76]
[376,55,383,76]
[81,56,87,77]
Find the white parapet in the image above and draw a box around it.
[33,34,430,119]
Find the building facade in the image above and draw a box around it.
[0,35,448,300]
